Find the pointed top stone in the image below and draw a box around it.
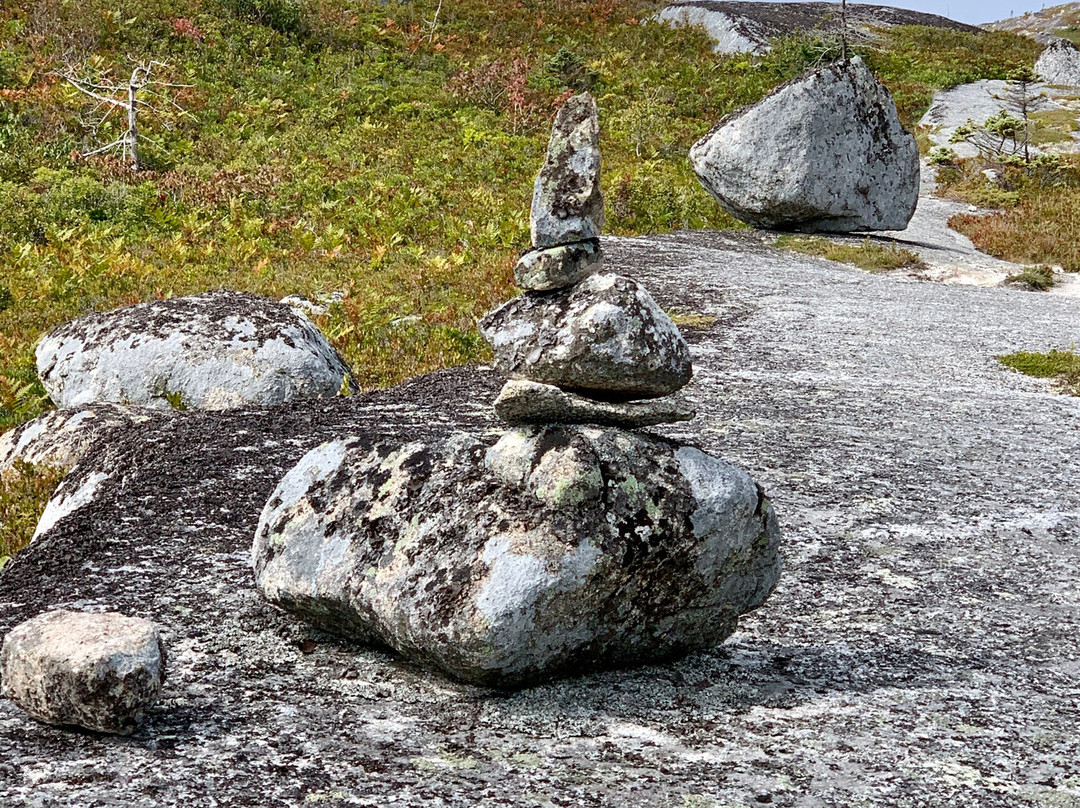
[531,92,605,248]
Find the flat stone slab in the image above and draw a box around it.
[1,233,1079,805]
[494,379,695,427]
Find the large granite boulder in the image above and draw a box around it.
[0,610,166,735]
[36,290,355,411]
[0,404,161,473]
[690,57,919,232]
[478,273,692,400]
[531,92,605,248]
[252,425,781,688]
[1036,38,1080,86]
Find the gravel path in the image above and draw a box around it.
[1,231,1079,807]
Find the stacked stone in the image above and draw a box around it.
[480,92,695,428]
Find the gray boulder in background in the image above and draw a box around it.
[252,425,781,688]
[690,56,919,232]
[515,239,603,292]
[1036,38,1080,87]
[0,404,162,473]
[531,92,605,248]
[0,610,166,735]
[36,290,355,411]
[478,273,692,400]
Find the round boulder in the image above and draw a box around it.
[0,610,167,735]
[252,425,781,688]
[36,290,355,411]
[1036,38,1080,87]
[690,57,920,232]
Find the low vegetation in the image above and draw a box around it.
[774,235,926,272]
[0,461,66,567]
[1004,265,1056,291]
[0,1,1039,431]
[999,349,1080,394]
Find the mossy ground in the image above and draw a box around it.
[999,349,1080,394]
[774,235,927,272]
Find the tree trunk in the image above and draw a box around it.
[127,77,140,171]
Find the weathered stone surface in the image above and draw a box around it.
[36,289,355,411]
[253,425,780,688]
[1037,37,1080,86]
[494,379,695,427]
[479,273,692,399]
[690,57,920,232]
[0,610,165,735]
[514,240,603,291]
[0,404,161,473]
[531,93,604,248]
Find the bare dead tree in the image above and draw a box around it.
[423,0,444,43]
[55,61,192,171]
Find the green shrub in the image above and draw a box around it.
[999,349,1080,394]
[0,461,66,566]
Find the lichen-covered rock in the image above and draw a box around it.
[494,380,694,428]
[36,290,356,411]
[1036,38,1080,86]
[0,610,166,735]
[515,240,603,292]
[252,425,781,688]
[531,93,604,248]
[478,273,692,400]
[0,404,161,473]
[690,57,919,232]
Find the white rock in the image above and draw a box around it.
[690,57,920,232]
[0,610,166,735]
[36,290,355,411]
[1037,38,1080,86]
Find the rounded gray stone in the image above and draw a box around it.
[1036,38,1080,86]
[252,425,781,688]
[514,240,603,292]
[0,610,166,735]
[690,57,920,232]
[36,290,356,411]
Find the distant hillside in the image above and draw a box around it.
[659,1,979,53]
[986,2,1080,44]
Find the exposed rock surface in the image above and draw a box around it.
[479,273,692,399]
[658,2,977,54]
[36,289,355,411]
[987,3,1080,43]
[1037,37,1080,86]
[2,234,1080,805]
[252,425,779,688]
[531,93,604,248]
[494,379,695,427]
[0,610,165,735]
[690,57,920,232]
[0,404,160,473]
[514,240,603,292]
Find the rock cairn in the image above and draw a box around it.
[480,92,695,428]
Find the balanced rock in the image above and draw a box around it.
[0,404,161,473]
[0,610,166,735]
[1036,38,1080,87]
[36,290,355,411]
[515,239,603,292]
[252,425,781,688]
[531,92,605,248]
[478,273,692,400]
[690,56,919,232]
[495,379,694,428]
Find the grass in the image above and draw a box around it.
[774,235,927,272]
[0,1,1039,432]
[1005,265,1056,291]
[999,349,1080,394]
[0,461,65,567]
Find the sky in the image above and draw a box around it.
[837,1,1053,25]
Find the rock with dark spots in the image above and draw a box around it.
[478,273,692,399]
[531,93,605,248]
[36,289,356,411]
[515,239,603,292]
[494,380,695,428]
[690,57,919,232]
[252,425,781,688]
[0,404,163,473]
[1036,38,1080,86]
[0,610,166,735]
